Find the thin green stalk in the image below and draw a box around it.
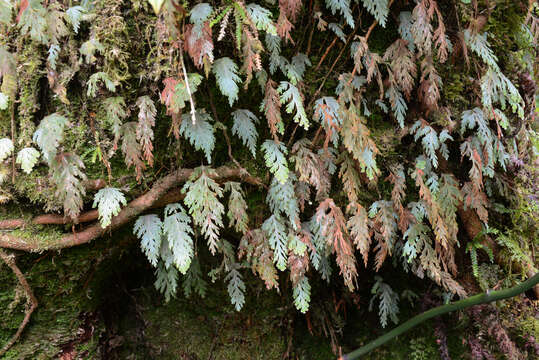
[340,273,539,360]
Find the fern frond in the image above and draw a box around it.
[213,57,241,106]
[51,153,87,220]
[190,3,213,25]
[361,0,389,28]
[246,3,277,35]
[136,96,156,166]
[370,276,399,328]
[0,92,8,110]
[277,81,309,130]
[231,109,259,157]
[33,113,68,165]
[0,138,13,162]
[120,122,146,181]
[316,198,357,291]
[163,203,194,274]
[183,258,208,298]
[225,182,249,234]
[262,214,288,271]
[65,5,86,34]
[325,0,354,28]
[134,214,163,267]
[261,140,289,184]
[154,262,179,302]
[16,147,40,174]
[93,187,127,228]
[182,168,224,254]
[347,202,371,267]
[87,72,116,97]
[103,97,127,145]
[267,174,300,229]
[293,276,311,313]
[226,267,246,311]
[180,110,215,163]
[0,0,12,24]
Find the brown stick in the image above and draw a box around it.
[0,249,38,357]
[308,22,360,109]
[0,166,265,252]
[315,37,338,71]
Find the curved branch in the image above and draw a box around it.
[0,249,38,357]
[340,273,539,360]
[0,166,265,252]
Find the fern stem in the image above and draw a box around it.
[340,273,539,360]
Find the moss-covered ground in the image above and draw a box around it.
[0,235,536,359]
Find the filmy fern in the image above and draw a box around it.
[87,72,116,97]
[65,6,86,34]
[262,214,288,271]
[226,267,246,311]
[33,113,68,165]
[93,187,127,228]
[103,97,127,144]
[361,0,390,28]
[180,110,215,163]
[262,140,289,183]
[0,138,13,162]
[0,0,12,24]
[225,182,249,234]
[246,3,277,35]
[134,214,163,267]
[213,57,241,106]
[182,168,224,254]
[293,276,311,313]
[325,0,354,28]
[16,147,40,174]
[154,262,179,302]
[0,92,8,110]
[190,3,213,25]
[182,258,208,298]
[370,276,399,328]
[410,120,453,168]
[231,109,259,157]
[163,203,195,274]
[50,153,87,220]
[277,81,309,130]
[136,96,157,166]
[267,175,300,230]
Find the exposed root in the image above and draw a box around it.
[0,249,38,357]
[0,166,265,252]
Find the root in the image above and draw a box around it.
[0,249,38,357]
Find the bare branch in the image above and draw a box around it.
[0,166,265,252]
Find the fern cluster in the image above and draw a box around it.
[0,0,537,327]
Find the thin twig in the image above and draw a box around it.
[206,87,242,168]
[179,43,197,125]
[0,249,38,357]
[308,25,359,109]
[10,102,15,184]
[315,37,338,71]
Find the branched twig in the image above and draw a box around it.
[0,166,265,251]
[0,249,38,357]
[206,86,242,168]
[308,23,359,109]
